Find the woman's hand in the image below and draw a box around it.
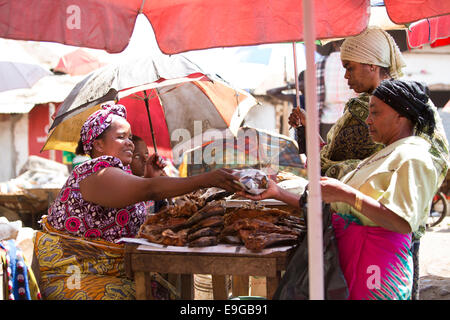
[236,179,280,201]
[288,107,306,128]
[144,153,166,178]
[203,169,245,193]
[320,176,354,204]
[237,179,302,208]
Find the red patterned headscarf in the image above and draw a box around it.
[80,102,127,154]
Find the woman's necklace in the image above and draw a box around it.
[355,149,393,171]
[346,148,394,182]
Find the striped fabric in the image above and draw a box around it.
[184,127,305,177]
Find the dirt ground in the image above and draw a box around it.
[418,216,450,300]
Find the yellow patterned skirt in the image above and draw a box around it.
[34,217,135,300]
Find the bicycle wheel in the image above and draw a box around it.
[427,192,448,227]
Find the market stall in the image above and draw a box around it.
[0,156,67,228]
[123,239,295,300]
[119,170,308,299]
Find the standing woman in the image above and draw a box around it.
[323,79,444,299]
[243,80,446,299]
[34,102,242,300]
[290,27,447,182]
[289,27,449,299]
[289,27,405,179]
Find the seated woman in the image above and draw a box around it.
[242,79,446,300]
[34,102,242,300]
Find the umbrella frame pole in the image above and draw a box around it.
[302,0,324,300]
[143,90,158,154]
[292,42,301,109]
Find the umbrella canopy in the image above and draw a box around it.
[52,48,107,76]
[407,15,450,48]
[48,53,208,130]
[178,126,305,178]
[42,54,258,161]
[0,1,448,53]
[0,61,51,92]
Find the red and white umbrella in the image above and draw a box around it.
[1,1,448,54]
[52,48,107,76]
[407,15,450,48]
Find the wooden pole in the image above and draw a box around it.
[302,0,324,300]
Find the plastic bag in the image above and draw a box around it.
[273,199,348,300]
[232,169,268,195]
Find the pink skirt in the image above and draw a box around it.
[332,213,413,300]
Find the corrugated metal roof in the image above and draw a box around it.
[0,103,34,114]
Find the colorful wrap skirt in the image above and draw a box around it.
[34,217,175,300]
[332,213,413,300]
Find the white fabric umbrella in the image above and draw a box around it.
[0,61,52,92]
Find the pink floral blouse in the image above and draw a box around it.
[47,156,147,242]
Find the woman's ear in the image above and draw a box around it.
[92,139,104,153]
[396,113,414,132]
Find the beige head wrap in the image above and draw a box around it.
[340,27,406,78]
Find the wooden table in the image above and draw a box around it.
[0,188,60,229]
[123,241,295,300]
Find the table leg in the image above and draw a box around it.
[168,274,180,298]
[31,212,37,230]
[266,271,281,299]
[180,274,194,299]
[232,275,249,297]
[212,275,228,300]
[135,272,155,300]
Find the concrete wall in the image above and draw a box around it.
[0,114,28,182]
[0,115,14,181]
[14,114,29,176]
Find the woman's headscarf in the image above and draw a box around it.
[80,102,127,154]
[340,27,406,79]
[372,79,435,135]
